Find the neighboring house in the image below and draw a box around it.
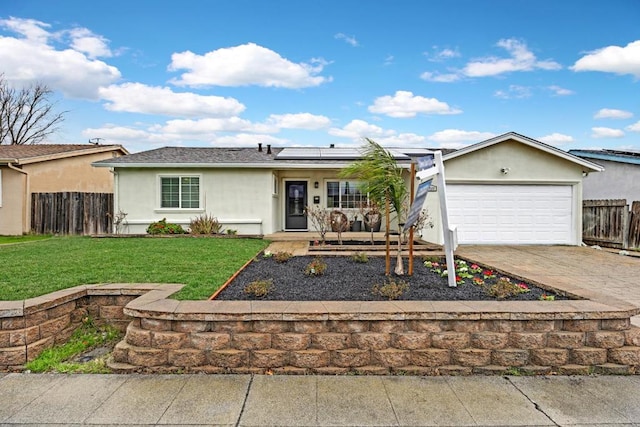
[0,144,128,235]
[93,132,602,245]
[568,149,640,203]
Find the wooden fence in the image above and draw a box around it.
[31,192,113,235]
[582,199,640,249]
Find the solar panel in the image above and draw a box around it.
[275,148,322,159]
[275,146,418,160]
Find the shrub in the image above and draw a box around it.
[305,257,327,276]
[486,277,530,299]
[274,251,292,263]
[351,252,369,263]
[226,229,238,235]
[244,279,273,297]
[189,214,222,234]
[372,279,409,300]
[146,218,186,235]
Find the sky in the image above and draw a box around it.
[0,0,639,153]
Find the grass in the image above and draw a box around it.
[0,235,52,245]
[0,236,269,300]
[25,319,122,373]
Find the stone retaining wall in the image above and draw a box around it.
[110,286,640,375]
[0,284,167,371]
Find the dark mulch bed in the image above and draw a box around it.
[214,255,569,301]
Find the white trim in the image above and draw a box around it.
[95,161,413,170]
[443,132,604,172]
[157,173,203,210]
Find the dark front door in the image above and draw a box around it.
[285,181,308,230]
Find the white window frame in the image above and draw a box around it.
[325,180,368,210]
[156,174,203,211]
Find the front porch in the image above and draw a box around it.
[263,231,442,257]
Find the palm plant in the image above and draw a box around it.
[339,138,408,275]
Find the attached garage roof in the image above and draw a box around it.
[444,132,604,173]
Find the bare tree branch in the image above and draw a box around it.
[0,74,66,145]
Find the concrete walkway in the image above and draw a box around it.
[2,372,640,426]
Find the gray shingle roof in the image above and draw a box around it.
[93,146,456,167]
[0,144,126,162]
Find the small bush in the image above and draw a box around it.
[423,255,441,264]
[146,218,186,235]
[351,252,369,263]
[226,229,238,235]
[244,279,273,297]
[486,277,530,299]
[305,257,327,276]
[274,251,292,263]
[372,279,409,300]
[189,214,222,234]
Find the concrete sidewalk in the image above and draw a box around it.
[2,373,640,426]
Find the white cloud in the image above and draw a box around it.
[547,85,574,96]
[168,43,331,88]
[463,38,561,77]
[420,71,461,83]
[383,55,394,66]
[594,108,633,119]
[626,121,640,132]
[368,90,462,118]
[212,133,288,147]
[334,33,359,47]
[494,85,532,99]
[99,83,245,118]
[538,133,575,145]
[160,117,276,135]
[591,127,625,138]
[0,16,51,43]
[67,27,112,59]
[428,129,496,146]
[572,40,640,78]
[328,119,394,140]
[267,113,331,130]
[425,47,461,62]
[376,133,428,146]
[0,17,120,99]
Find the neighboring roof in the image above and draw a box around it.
[443,132,604,172]
[93,146,454,169]
[0,144,128,165]
[568,149,640,166]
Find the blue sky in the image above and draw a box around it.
[1,0,639,152]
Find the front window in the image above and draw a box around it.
[326,180,367,209]
[160,176,200,209]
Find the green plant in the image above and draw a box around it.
[305,257,327,276]
[372,278,409,300]
[189,213,222,234]
[539,294,556,301]
[351,252,369,263]
[487,277,531,299]
[423,255,441,264]
[274,251,292,263]
[262,250,273,258]
[244,279,273,297]
[226,229,238,235]
[25,319,121,373]
[146,218,186,235]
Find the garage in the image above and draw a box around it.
[447,184,574,244]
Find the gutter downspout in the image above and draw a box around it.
[7,161,30,234]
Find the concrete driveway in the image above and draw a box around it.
[457,245,640,326]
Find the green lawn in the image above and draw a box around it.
[0,236,269,301]
[0,235,52,245]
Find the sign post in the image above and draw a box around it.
[405,151,457,287]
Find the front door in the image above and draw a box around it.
[285,181,308,230]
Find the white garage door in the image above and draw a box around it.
[447,185,573,244]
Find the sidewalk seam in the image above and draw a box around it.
[505,376,559,426]
[235,373,254,427]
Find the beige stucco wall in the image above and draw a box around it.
[115,168,276,234]
[26,151,118,193]
[421,141,586,245]
[0,167,28,235]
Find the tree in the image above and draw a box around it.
[0,75,65,145]
[339,138,408,275]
